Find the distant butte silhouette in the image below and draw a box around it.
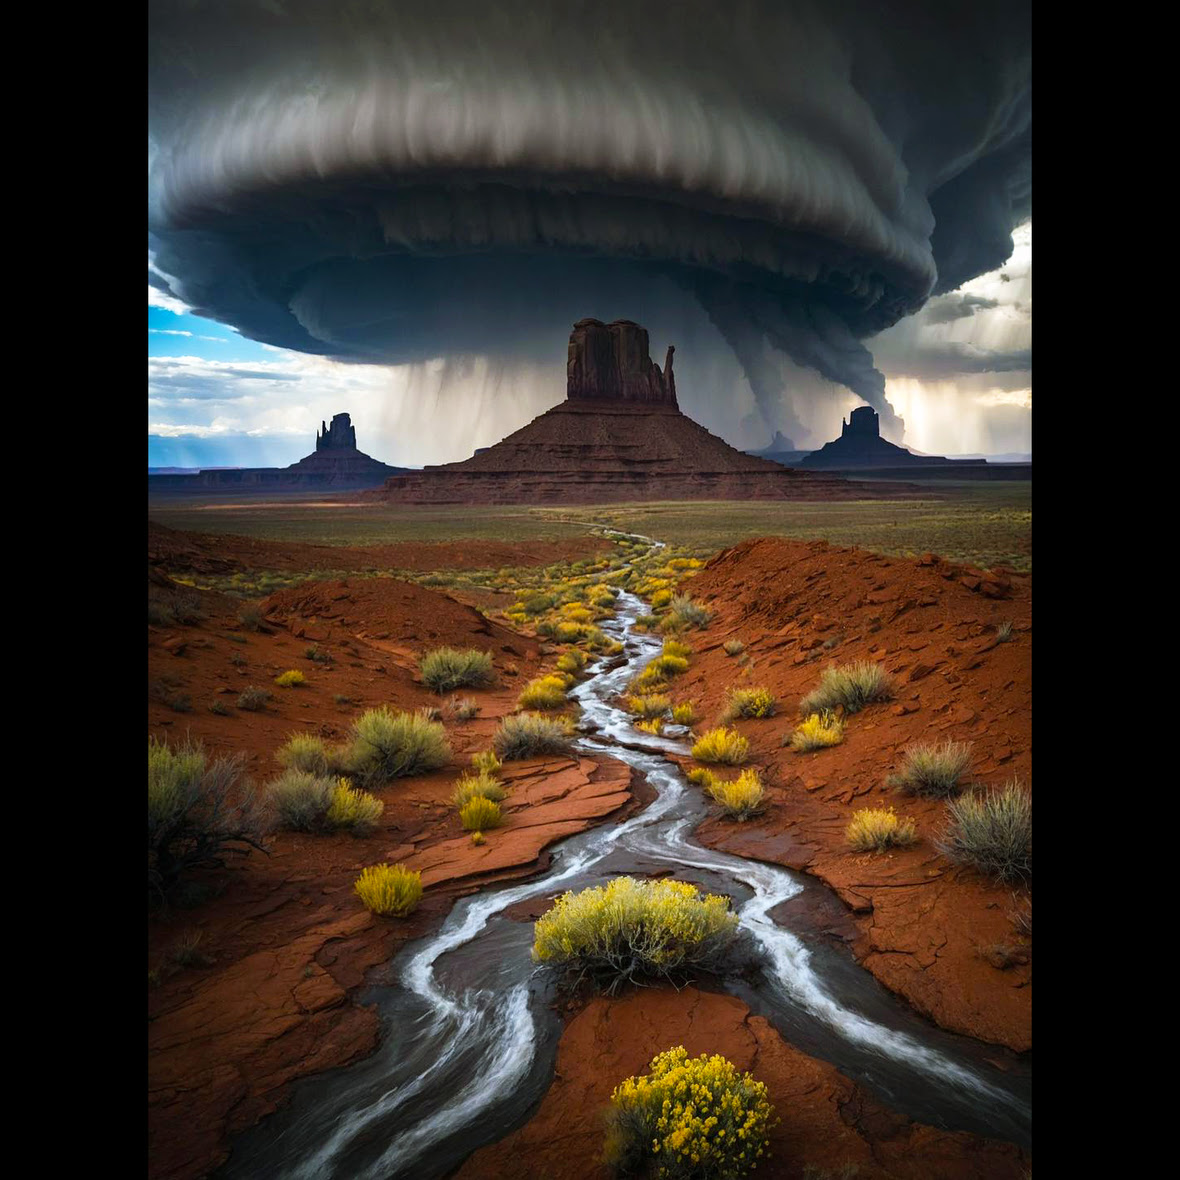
[374,320,916,505]
[798,407,976,469]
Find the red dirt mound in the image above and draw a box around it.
[457,987,1027,1180]
[663,538,1031,1052]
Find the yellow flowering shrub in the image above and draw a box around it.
[325,779,385,835]
[672,702,697,726]
[556,650,586,674]
[353,863,423,917]
[605,1046,777,1179]
[662,639,693,660]
[629,692,671,719]
[459,795,504,832]
[636,718,664,735]
[723,687,777,721]
[649,653,690,678]
[692,728,750,766]
[651,588,674,609]
[789,712,845,752]
[708,769,766,821]
[687,767,717,788]
[846,807,917,852]
[274,669,306,688]
[451,772,507,807]
[532,877,738,991]
[517,674,569,710]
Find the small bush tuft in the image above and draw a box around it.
[723,638,746,657]
[722,686,777,721]
[691,727,750,765]
[788,712,845,752]
[708,768,765,820]
[451,772,507,807]
[556,649,586,675]
[664,593,712,631]
[459,795,504,831]
[847,807,917,851]
[266,769,336,831]
[517,674,569,710]
[237,686,271,712]
[419,647,495,694]
[471,750,503,776]
[671,702,697,726]
[238,605,264,632]
[446,696,481,720]
[799,661,893,716]
[354,863,423,916]
[628,692,670,719]
[326,779,384,835]
[889,740,973,797]
[274,669,306,688]
[938,781,1031,882]
[494,713,575,760]
[275,732,333,776]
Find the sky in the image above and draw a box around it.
[148,2,1030,470]
[148,220,1030,469]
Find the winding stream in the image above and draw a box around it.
[221,563,1031,1179]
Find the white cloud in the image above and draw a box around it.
[148,284,189,314]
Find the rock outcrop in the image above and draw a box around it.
[375,321,920,505]
[799,406,977,470]
[149,413,405,491]
[567,318,677,406]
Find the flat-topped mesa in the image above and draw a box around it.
[567,318,678,407]
[316,412,358,451]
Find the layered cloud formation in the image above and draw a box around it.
[148,0,1030,442]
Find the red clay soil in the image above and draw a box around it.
[148,519,607,577]
[457,987,1028,1180]
[665,539,1031,1053]
[147,573,643,1180]
[375,400,928,504]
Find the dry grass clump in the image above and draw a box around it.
[722,686,777,721]
[148,737,266,901]
[237,685,271,711]
[846,807,917,852]
[445,696,481,720]
[889,740,973,797]
[353,863,423,917]
[723,639,746,657]
[628,692,671,719]
[938,781,1031,882]
[605,1046,777,1178]
[494,712,575,759]
[532,876,738,992]
[346,707,451,786]
[517,674,570,710]
[470,750,503,776]
[662,593,712,632]
[691,727,750,765]
[459,795,504,832]
[995,621,1014,643]
[274,669,306,688]
[788,712,845,752]
[275,732,333,776]
[708,769,765,820]
[419,647,495,694]
[799,661,893,716]
[451,771,507,807]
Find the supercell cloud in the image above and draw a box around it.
[147,0,1031,438]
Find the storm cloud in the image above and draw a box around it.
[147,1,1031,437]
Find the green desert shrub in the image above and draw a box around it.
[532,876,738,992]
[691,727,750,765]
[419,647,495,694]
[266,769,336,832]
[237,686,271,712]
[451,771,507,807]
[663,594,712,631]
[459,795,504,832]
[605,1046,777,1179]
[493,713,575,760]
[938,781,1031,882]
[346,707,451,786]
[517,674,569,710]
[788,712,846,752]
[722,686,777,721]
[148,737,266,901]
[799,661,893,716]
[275,732,334,776]
[889,740,973,797]
[354,863,423,917]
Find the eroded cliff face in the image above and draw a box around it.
[566,318,677,406]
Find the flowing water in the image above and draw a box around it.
[221,560,1031,1179]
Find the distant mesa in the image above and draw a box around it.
[374,320,917,505]
[149,412,406,490]
[798,407,977,470]
[745,430,811,466]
